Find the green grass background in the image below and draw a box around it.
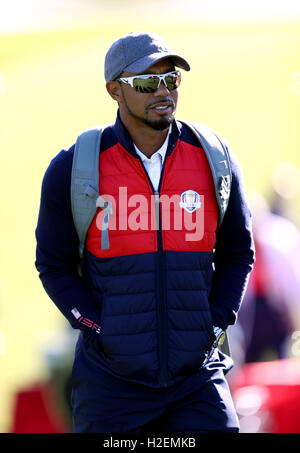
[0,16,300,431]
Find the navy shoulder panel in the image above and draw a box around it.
[100,124,119,153]
[177,120,202,148]
[49,144,75,174]
[38,145,76,221]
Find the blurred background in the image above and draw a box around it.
[1,0,300,433]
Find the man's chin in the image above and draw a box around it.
[145,116,174,131]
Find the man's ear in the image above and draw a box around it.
[106,81,121,102]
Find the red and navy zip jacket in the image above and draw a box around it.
[35,112,255,388]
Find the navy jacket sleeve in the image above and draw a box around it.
[35,146,101,339]
[209,144,255,331]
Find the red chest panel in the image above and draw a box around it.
[86,140,218,258]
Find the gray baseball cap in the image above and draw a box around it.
[104,31,190,82]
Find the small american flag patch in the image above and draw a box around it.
[71,307,81,319]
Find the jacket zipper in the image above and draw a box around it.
[136,156,168,387]
[153,190,168,387]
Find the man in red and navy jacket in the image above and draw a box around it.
[35,31,255,433]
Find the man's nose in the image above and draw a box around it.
[154,79,170,96]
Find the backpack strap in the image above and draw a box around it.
[181,120,232,231]
[182,121,233,357]
[71,126,112,259]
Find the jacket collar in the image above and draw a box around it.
[112,109,181,158]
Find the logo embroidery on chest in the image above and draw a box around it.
[179,190,202,213]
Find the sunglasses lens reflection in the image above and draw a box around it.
[133,76,159,93]
[132,72,181,93]
[165,73,181,90]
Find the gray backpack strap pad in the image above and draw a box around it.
[182,120,233,356]
[181,120,232,231]
[71,126,104,258]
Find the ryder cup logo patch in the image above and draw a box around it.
[179,190,202,213]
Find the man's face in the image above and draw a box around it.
[111,59,179,131]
